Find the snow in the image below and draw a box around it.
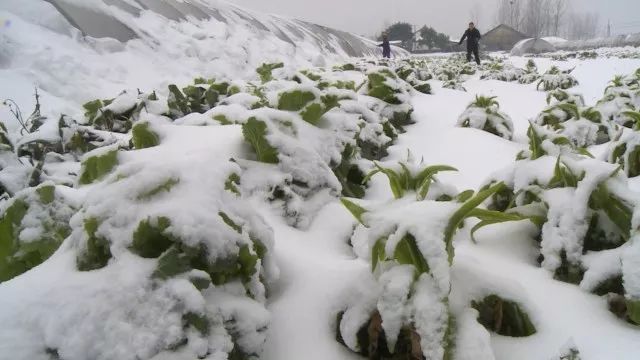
[3,2,640,360]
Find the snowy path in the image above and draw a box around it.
[261,202,367,360]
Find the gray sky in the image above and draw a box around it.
[226,0,640,39]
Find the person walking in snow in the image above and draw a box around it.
[459,22,482,65]
[379,34,391,59]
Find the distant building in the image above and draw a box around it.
[482,24,528,51]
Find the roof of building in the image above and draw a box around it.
[483,24,528,39]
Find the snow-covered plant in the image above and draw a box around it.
[482,154,636,289]
[607,130,640,177]
[365,68,412,105]
[336,181,511,359]
[597,71,640,126]
[480,62,525,82]
[362,159,459,201]
[364,68,414,132]
[83,90,161,132]
[0,182,76,282]
[1,96,119,200]
[536,90,614,147]
[516,123,592,161]
[394,62,433,95]
[457,96,514,140]
[555,341,582,360]
[166,78,231,119]
[519,59,540,84]
[442,79,466,92]
[51,127,279,359]
[276,86,343,125]
[256,62,284,83]
[537,66,579,91]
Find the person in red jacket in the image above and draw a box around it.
[459,22,482,65]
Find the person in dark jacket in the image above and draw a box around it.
[459,22,481,65]
[378,34,391,58]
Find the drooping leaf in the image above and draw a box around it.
[242,118,279,164]
[341,198,368,225]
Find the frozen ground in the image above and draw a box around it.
[256,57,640,360]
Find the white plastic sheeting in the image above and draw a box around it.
[42,0,399,57]
[511,38,556,56]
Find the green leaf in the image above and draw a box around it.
[256,62,284,83]
[137,178,179,201]
[167,84,189,117]
[278,90,316,111]
[238,244,259,278]
[131,122,160,149]
[82,99,103,122]
[219,211,243,233]
[131,217,174,258]
[371,236,387,272]
[456,190,475,202]
[393,234,429,276]
[467,208,532,243]
[340,198,368,225]
[300,103,325,125]
[153,246,191,279]
[79,149,119,185]
[444,182,505,263]
[373,163,405,199]
[242,118,279,164]
[36,185,55,204]
[225,173,241,195]
[184,312,210,335]
[415,165,458,199]
[627,299,640,325]
[77,217,112,271]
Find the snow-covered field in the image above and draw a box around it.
[3,2,640,360]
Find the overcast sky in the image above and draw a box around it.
[226,0,640,39]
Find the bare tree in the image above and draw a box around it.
[470,2,482,27]
[567,12,600,40]
[522,0,550,38]
[549,0,567,36]
[496,0,523,31]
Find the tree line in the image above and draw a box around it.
[377,23,452,51]
[495,0,600,40]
